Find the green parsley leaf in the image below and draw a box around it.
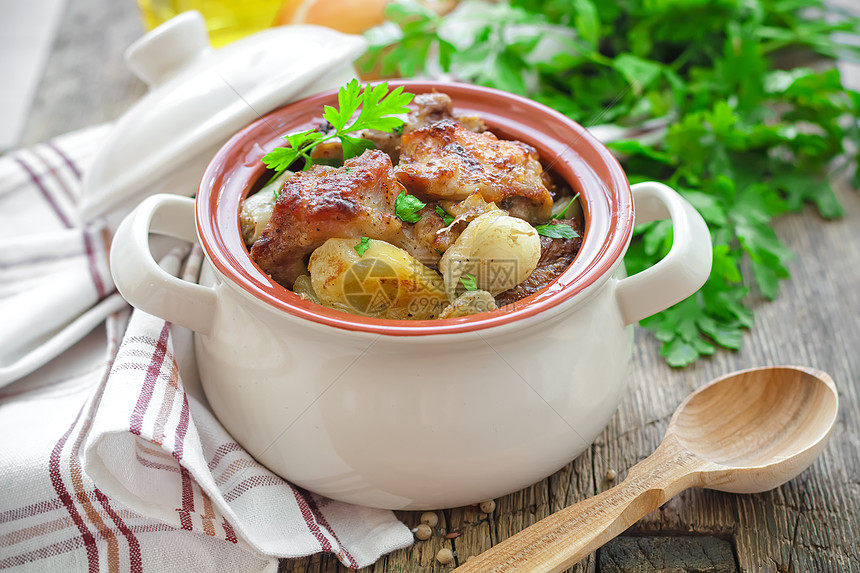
[345,82,414,134]
[323,79,364,132]
[261,129,322,173]
[354,237,371,257]
[339,134,376,161]
[262,80,414,176]
[535,222,578,239]
[395,191,426,223]
[460,273,478,291]
[435,205,454,225]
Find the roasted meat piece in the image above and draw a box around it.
[396,204,456,267]
[403,92,487,134]
[250,150,404,287]
[395,120,554,222]
[494,218,583,306]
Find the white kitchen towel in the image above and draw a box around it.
[0,124,117,386]
[0,127,413,571]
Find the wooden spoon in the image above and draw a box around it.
[453,366,839,573]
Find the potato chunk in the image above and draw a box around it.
[308,238,447,320]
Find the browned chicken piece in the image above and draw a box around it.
[494,218,584,306]
[439,190,500,223]
[309,138,342,162]
[395,204,453,267]
[250,150,404,288]
[310,129,403,164]
[395,119,554,223]
[403,92,487,134]
[360,129,402,163]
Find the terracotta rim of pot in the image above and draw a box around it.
[197,80,632,336]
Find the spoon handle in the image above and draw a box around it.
[452,439,704,573]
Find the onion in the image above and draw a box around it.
[439,212,541,300]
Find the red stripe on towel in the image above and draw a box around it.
[0,498,65,523]
[173,395,191,460]
[30,146,76,202]
[173,396,195,530]
[291,487,333,553]
[95,489,143,573]
[83,228,107,299]
[207,442,243,471]
[48,408,99,573]
[0,536,86,568]
[221,518,238,544]
[47,140,83,180]
[135,450,180,473]
[176,468,195,531]
[129,323,170,436]
[304,491,359,569]
[13,156,73,228]
[222,475,284,503]
[151,366,181,446]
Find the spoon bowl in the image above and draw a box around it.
[455,366,839,573]
[672,366,838,493]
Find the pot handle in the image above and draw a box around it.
[110,194,216,334]
[615,181,712,325]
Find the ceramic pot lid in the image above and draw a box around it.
[80,11,366,222]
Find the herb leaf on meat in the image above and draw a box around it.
[363,0,860,366]
[395,190,426,223]
[436,205,455,225]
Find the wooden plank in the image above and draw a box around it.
[598,536,736,572]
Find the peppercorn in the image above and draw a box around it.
[414,523,432,540]
[479,499,496,514]
[420,511,439,528]
[436,547,454,565]
[605,469,618,481]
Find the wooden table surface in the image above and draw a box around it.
[22,0,860,571]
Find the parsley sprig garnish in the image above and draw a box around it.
[364,0,860,366]
[262,80,413,180]
[535,193,581,239]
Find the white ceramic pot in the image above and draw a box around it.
[110,82,712,510]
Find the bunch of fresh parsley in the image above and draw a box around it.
[362,0,860,366]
